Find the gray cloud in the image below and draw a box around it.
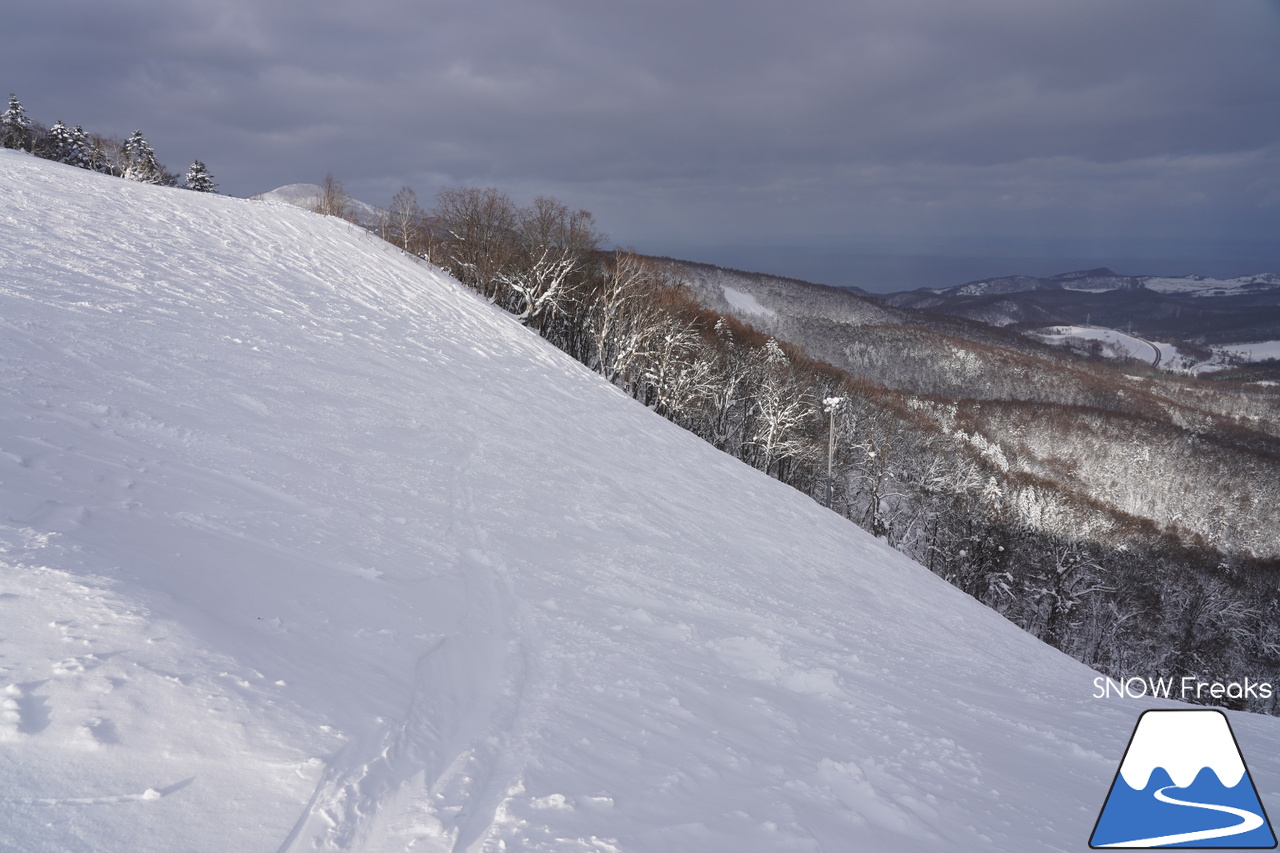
[5,0,1279,288]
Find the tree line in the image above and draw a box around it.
[2,93,216,191]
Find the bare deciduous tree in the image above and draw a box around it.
[432,186,521,300]
[387,186,428,253]
[315,172,351,219]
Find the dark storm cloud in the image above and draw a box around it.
[5,0,1279,286]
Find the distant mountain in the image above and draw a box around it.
[918,268,1280,300]
[660,255,1067,358]
[652,256,872,302]
[658,257,877,318]
[250,182,387,229]
[880,268,1280,344]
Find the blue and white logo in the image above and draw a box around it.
[1091,709,1276,848]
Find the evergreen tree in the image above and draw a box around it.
[1,94,33,150]
[41,120,75,163]
[122,129,164,184]
[184,160,217,193]
[67,126,91,170]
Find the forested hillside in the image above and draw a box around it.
[651,260,1280,709]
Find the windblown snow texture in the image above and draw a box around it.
[2,150,1279,852]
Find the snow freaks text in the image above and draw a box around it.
[1093,676,1274,702]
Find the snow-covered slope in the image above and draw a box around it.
[3,150,1279,852]
[1026,326,1280,373]
[1027,326,1168,365]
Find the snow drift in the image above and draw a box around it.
[2,150,1278,852]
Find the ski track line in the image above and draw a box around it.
[1100,785,1265,848]
[276,439,529,853]
[0,778,195,807]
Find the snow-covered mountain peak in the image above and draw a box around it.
[250,181,387,227]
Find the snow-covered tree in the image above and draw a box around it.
[747,338,815,479]
[185,160,217,193]
[2,94,33,150]
[585,252,665,389]
[495,245,579,332]
[122,130,165,184]
[40,120,75,163]
[67,125,91,169]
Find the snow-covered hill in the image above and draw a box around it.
[251,182,387,228]
[1026,326,1175,367]
[3,150,1279,852]
[665,258,893,326]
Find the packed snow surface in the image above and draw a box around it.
[4,150,1280,852]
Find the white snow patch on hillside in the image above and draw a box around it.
[1032,327,1280,374]
[1220,341,1280,363]
[1028,326,1161,365]
[4,150,1280,852]
[721,285,774,317]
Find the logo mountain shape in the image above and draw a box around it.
[1091,709,1276,848]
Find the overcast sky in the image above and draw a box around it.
[6,0,1279,291]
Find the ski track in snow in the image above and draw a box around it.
[280,440,532,852]
[5,151,1280,852]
